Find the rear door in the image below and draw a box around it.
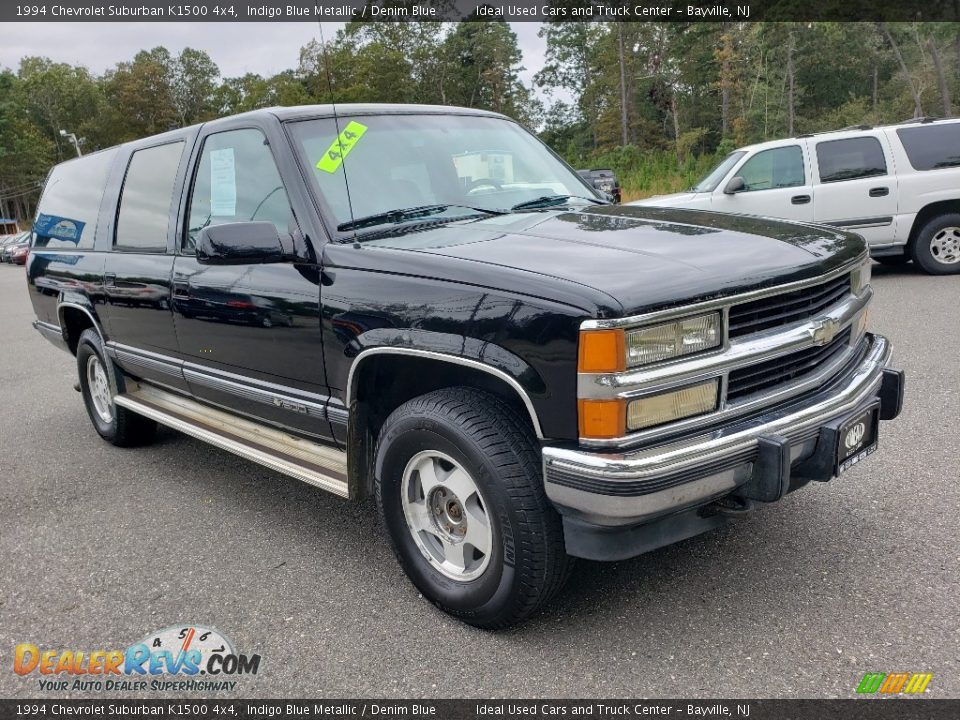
[811,134,899,247]
[99,137,192,392]
[171,121,334,441]
[710,143,815,222]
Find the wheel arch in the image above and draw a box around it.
[344,348,547,500]
[57,302,105,355]
[906,199,960,248]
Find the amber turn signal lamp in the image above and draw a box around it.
[578,399,626,439]
[578,329,626,373]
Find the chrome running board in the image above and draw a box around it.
[114,382,349,498]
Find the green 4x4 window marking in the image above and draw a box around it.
[316,121,368,173]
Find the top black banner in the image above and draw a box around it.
[2,0,959,23]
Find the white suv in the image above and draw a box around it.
[631,118,960,274]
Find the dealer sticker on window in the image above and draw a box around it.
[316,121,368,173]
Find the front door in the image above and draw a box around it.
[171,126,334,441]
[711,144,815,222]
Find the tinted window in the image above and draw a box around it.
[115,142,184,251]
[736,146,805,191]
[34,148,118,250]
[185,128,291,252]
[896,124,960,170]
[816,137,886,183]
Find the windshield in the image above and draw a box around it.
[690,151,746,192]
[287,113,600,232]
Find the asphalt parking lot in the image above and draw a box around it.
[0,261,957,699]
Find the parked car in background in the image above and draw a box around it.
[631,117,960,274]
[10,238,31,265]
[1,231,30,263]
[578,168,622,203]
[26,104,903,628]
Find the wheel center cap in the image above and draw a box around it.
[429,488,467,539]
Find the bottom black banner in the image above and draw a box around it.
[1,699,958,720]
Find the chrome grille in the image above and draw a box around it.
[728,274,851,338]
[727,329,852,401]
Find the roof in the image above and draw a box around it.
[737,116,960,154]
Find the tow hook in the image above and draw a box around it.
[700,495,754,518]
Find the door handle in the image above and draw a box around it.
[104,272,116,287]
[869,187,889,197]
[791,195,811,205]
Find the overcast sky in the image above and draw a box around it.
[0,22,548,86]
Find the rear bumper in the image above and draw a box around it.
[543,333,903,559]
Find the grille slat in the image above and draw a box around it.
[729,274,851,338]
[727,329,852,401]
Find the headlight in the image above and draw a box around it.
[626,379,719,431]
[625,313,721,367]
[851,261,872,294]
[578,312,722,374]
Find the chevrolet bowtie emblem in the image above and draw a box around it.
[809,317,841,345]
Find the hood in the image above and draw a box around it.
[362,205,865,319]
[628,192,702,207]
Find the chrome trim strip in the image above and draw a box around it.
[580,255,865,331]
[182,364,328,420]
[544,334,890,500]
[106,342,334,420]
[113,345,184,379]
[345,347,545,439]
[57,302,105,343]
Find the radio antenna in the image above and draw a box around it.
[317,21,358,244]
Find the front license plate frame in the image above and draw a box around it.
[836,401,880,475]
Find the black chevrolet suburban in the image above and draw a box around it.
[27,105,904,628]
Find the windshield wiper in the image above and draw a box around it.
[338,204,505,232]
[510,194,610,211]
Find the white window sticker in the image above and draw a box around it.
[210,148,237,217]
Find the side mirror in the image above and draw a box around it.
[724,176,746,195]
[196,222,285,265]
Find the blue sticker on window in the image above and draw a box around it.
[34,213,85,244]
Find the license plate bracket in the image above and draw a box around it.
[835,401,880,475]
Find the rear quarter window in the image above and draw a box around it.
[895,124,960,170]
[33,148,119,250]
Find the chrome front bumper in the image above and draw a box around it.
[543,333,897,528]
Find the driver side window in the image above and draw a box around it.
[184,128,291,252]
[736,146,805,192]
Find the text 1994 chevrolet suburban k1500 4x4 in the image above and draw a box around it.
[27,105,904,628]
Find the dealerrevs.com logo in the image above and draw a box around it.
[14,625,261,693]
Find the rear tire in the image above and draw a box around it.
[374,387,573,629]
[76,328,157,447]
[911,214,960,274]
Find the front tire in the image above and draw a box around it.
[76,328,157,446]
[911,214,960,274]
[375,387,573,629]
